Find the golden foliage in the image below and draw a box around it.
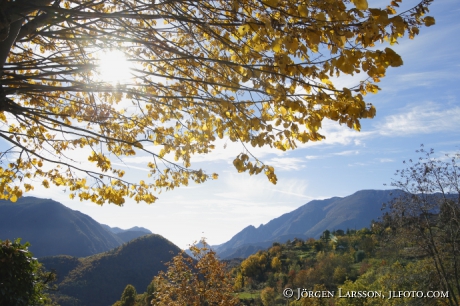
[151,240,239,305]
[0,0,434,204]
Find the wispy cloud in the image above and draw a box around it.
[348,162,369,167]
[376,102,460,136]
[266,157,306,171]
[215,172,310,203]
[111,162,150,172]
[394,72,447,88]
[303,149,360,160]
[294,119,373,150]
[333,150,360,156]
[305,155,322,160]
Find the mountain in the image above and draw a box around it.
[41,234,181,306]
[101,224,152,243]
[0,197,124,257]
[114,230,152,243]
[101,224,152,235]
[214,189,402,259]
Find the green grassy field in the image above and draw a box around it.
[235,290,261,299]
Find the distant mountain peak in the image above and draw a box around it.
[127,226,152,233]
[101,224,152,234]
[0,197,153,257]
[214,189,402,259]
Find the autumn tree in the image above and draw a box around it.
[384,146,460,306]
[0,0,435,204]
[260,287,277,306]
[271,256,282,272]
[241,251,270,283]
[151,239,239,305]
[336,260,447,306]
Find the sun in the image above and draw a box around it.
[96,50,132,84]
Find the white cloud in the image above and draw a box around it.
[111,162,150,172]
[378,158,394,163]
[376,102,460,136]
[266,157,306,171]
[347,162,369,167]
[114,155,156,165]
[380,70,460,95]
[305,155,322,160]
[333,150,360,156]
[304,150,360,161]
[293,119,373,150]
[215,172,310,203]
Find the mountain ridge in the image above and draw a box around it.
[0,197,123,257]
[41,234,181,306]
[214,189,402,259]
[0,197,153,257]
[101,224,152,234]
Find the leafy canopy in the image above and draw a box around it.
[0,239,56,306]
[0,0,434,204]
[151,240,240,305]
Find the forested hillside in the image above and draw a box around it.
[117,222,455,306]
[42,234,181,306]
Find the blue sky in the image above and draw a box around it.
[4,0,460,249]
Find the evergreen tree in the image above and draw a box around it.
[119,284,137,306]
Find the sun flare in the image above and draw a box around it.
[97,50,131,84]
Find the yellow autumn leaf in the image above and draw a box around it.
[321,78,333,85]
[262,0,278,7]
[238,25,249,36]
[353,122,361,131]
[42,180,50,188]
[272,38,283,53]
[298,5,308,17]
[286,38,299,53]
[280,106,287,116]
[424,16,435,27]
[54,177,64,185]
[352,0,368,10]
[385,47,403,67]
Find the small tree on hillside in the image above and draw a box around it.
[118,284,137,306]
[385,146,460,306]
[260,287,276,306]
[151,239,239,306]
